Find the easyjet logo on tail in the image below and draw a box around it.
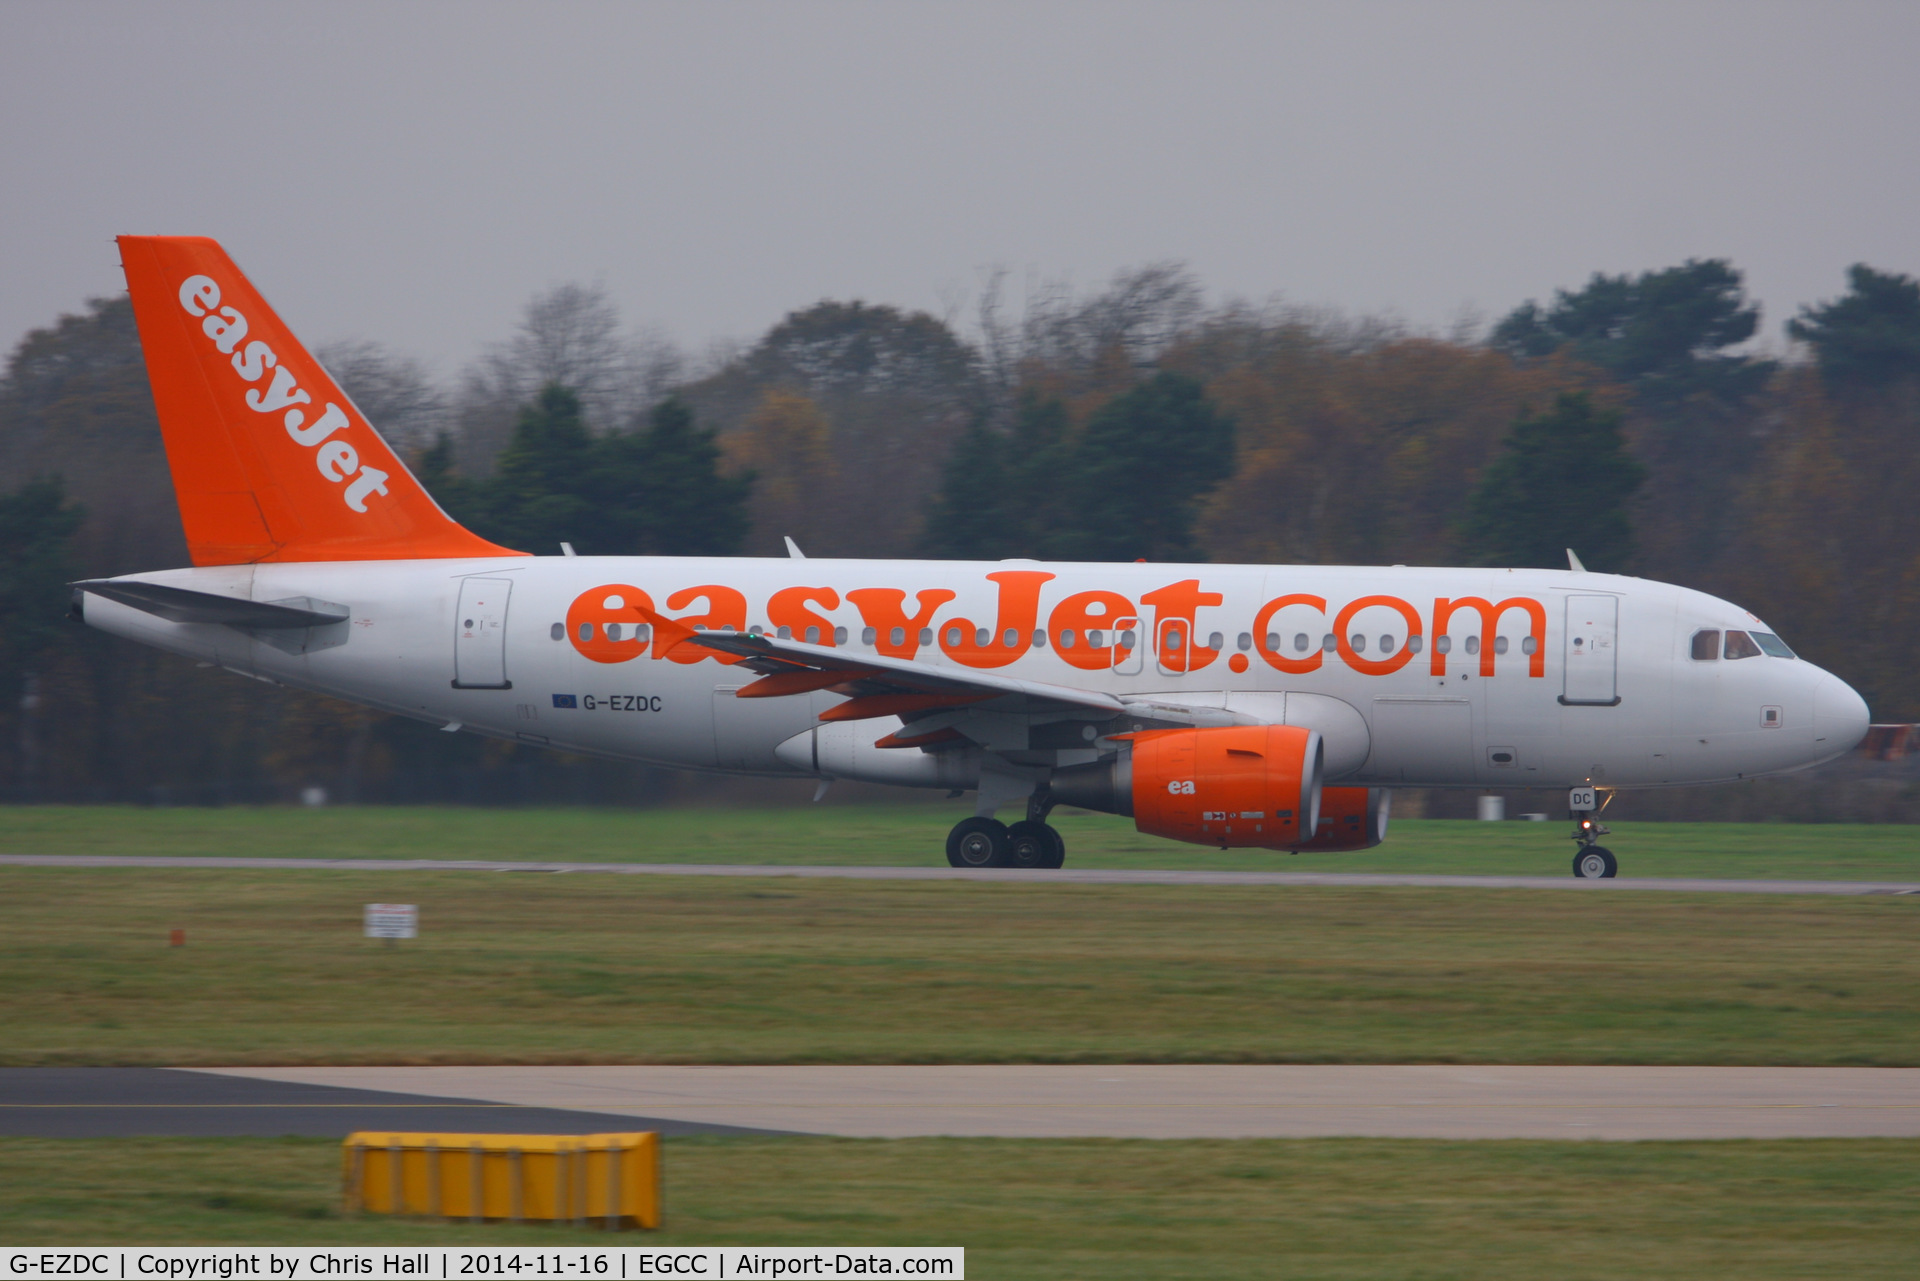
[177,275,390,513]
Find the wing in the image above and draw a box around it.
[636,604,1127,748]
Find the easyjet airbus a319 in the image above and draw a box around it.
[78,237,1871,877]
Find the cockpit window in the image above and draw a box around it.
[1723,630,1763,660]
[1751,631,1796,658]
[1690,629,1720,660]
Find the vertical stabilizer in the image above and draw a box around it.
[118,235,523,565]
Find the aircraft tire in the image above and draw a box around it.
[1006,820,1062,870]
[947,817,1013,868]
[1039,824,1066,868]
[1572,846,1618,879]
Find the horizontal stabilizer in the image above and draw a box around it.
[73,580,350,629]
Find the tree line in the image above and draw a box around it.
[2,254,1918,815]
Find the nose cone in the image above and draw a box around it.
[1813,670,1871,757]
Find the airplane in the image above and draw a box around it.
[74,236,1872,878]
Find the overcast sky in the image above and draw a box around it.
[4,2,1916,375]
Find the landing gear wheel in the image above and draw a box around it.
[1007,820,1066,869]
[947,817,1012,868]
[1572,846,1618,879]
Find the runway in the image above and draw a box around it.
[0,1068,784,1138]
[188,1065,1920,1141]
[3,854,1917,896]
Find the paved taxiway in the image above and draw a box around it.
[190,1066,1920,1141]
[3,854,1916,896]
[0,1068,784,1138]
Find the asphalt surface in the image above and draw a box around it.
[199,1065,1920,1141]
[3,854,1917,896]
[0,1068,786,1138]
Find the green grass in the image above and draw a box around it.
[3,866,1916,1065]
[2,1135,1916,1278]
[2,804,1918,880]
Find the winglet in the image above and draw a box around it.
[784,536,806,559]
[117,235,525,565]
[1566,548,1587,572]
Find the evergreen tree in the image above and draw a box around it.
[917,416,1010,559]
[599,397,752,556]
[1493,259,1772,407]
[433,387,753,557]
[1054,372,1234,561]
[1459,393,1644,571]
[478,383,597,554]
[409,431,482,529]
[918,394,1074,560]
[0,475,84,693]
[1788,264,1920,395]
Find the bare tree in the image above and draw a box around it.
[454,283,686,474]
[315,340,448,453]
[1021,262,1206,372]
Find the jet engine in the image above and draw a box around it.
[1051,724,1324,850]
[1288,786,1391,852]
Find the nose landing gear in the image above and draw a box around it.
[1568,785,1616,878]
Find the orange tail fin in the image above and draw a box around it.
[118,235,524,565]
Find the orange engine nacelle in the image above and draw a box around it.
[1288,786,1391,852]
[1052,724,1325,850]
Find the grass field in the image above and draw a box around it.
[2,804,1919,880]
[2,1135,1916,1277]
[4,865,1916,1065]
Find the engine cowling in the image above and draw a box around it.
[1288,786,1391,852]
[1052,724,1324,850]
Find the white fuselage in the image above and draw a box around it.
[83,556,1870,793]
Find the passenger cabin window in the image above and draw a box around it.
[1691,629,1720,660]
[1723,630,1762,660]
[1752,631,1796,658]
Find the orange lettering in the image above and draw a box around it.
[768,585,841,647]
[1251,594,1325,674]
[566,584,656,665]
[659,584,749,663]
[846,587,955,658]
[1139,579,1225,673]
[938,571,1056,669]
[1335,595,1422,675]
[1431,597,1546,677]
[1047,590,1136,671]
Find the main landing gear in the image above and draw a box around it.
[945,816,1067,869]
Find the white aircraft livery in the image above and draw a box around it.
[79,237,1872,877]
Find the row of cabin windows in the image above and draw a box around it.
[553,619,1542,659]
[1690,629,1796,661]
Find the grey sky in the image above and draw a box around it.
[4,1,1916,374]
